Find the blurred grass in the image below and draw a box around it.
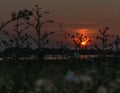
[0,59,120,93]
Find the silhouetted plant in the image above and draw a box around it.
[56,23,69,49]
[13,22,29,47]
[113,35,120,61]
[1,12,32,60]
[26,5,54,60]
[94,27,114,51]
[26,5,54,49]
[2,16,31,48]
[67,33,91,50]
[114,35,120,52]
[0,9,32,31]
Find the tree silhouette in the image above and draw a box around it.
[94,27,114,51]
[68,33,91,50]
[0,9,32,31]
[26,5,54,60]
[2,19,30,48]
[0,10,33,60]
[26,5,54,49]
[56,23,68,49]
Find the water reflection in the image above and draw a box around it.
[44,54,115,60]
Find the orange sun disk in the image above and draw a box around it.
[81,41,87,46]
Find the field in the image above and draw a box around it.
[0,59,120,93]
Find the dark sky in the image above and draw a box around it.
[0,0,120,48]
[1,0,120,32]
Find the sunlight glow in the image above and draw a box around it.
[74,28,93,46]
[74,37,89,46]
[81,41,87,46]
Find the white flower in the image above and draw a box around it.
[65,70,92,83]
[35,79,44,86]
[97,86,107,93]
[35,79,44,92]
[65,70,81,83]
[65,70,74,81]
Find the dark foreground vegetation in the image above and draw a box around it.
[0,59,120,93]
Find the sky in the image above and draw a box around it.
[0,0,120,48]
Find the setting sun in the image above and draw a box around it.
[73,28,92,46]
[81,41,87,46]
[73,35,90,47]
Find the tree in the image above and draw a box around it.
[67,33,91,50]
[0,9,32,31]
[56,23,69,49]
[2,18,30,48]
[26,5,54,49]
[1,9,33,60]
[26,5,54,60]
[94,27,114,51]
[0,9,32,49]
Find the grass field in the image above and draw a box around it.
[0,59,120,93]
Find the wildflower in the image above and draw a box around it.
[65,70,92,84]
[65,70,81,83]
[65,70,75,81]
[35,79,44,86]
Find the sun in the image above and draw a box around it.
[74,37,90,46]
[81,41,87,46]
